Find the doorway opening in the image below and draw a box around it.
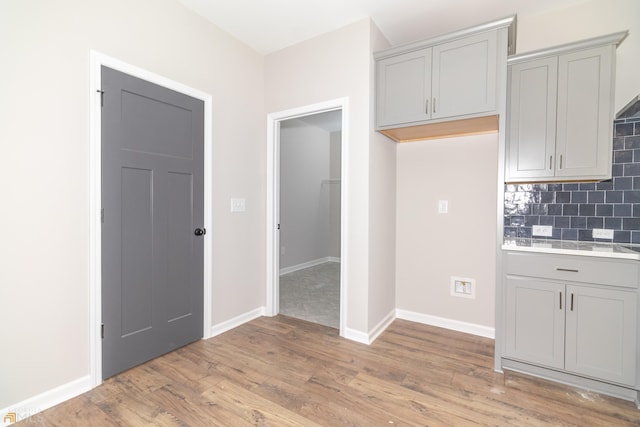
[266,98,349,336]
[278,111,342,328]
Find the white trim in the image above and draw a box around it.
[279,257,339,276]
[89,51,214,387]
[209,307,265,338]
[266,98,350,338]
[0,376,92,426]
[342,309,395,345]
[396,309,495,339]
[342,328,370,345]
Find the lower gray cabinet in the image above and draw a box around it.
[505,276,565,370]
[504,251,638,388]
[565,285,636,386]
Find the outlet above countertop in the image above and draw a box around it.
[502,238,640,260]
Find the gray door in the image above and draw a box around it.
[101,66,204,379]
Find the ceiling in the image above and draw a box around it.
[281,110,342,133]
[176,0,587,55]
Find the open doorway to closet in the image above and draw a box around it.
[266,98,348,335]
[278,111,342,329]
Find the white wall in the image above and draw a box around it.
[367,23,396,331]
[396,134,499,328]
[265,18,396,335]
[0,0,265,410]
[279,120,331,269]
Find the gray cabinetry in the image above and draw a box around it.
[505,276,564,369]
[374,16,514,142]
[376,48,431,127]
[377,31,498,127]
[565,285,637,386]
[506,33,626,182]
[503,251,639,391]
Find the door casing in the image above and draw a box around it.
[266,98,349,336]
[89,50,213,386]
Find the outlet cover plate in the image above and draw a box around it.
[450,276,476,299]
[532,225,553,237]
[593,228,614,239]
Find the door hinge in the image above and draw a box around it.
[101,208,104,223]
[101,323,105,339]
[97,89,104,107]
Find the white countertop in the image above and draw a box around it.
[502,238,640,260]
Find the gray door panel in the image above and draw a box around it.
[101,66,204,379]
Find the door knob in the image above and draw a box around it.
[194,228,206,236]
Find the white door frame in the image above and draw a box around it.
[89,51,213,386]
[266,98,349,336]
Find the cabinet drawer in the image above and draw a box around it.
[504,251,639,288]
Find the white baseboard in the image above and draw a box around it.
[279,257,339,276]
[342,309,395,345]
[342,327,370,344]
[396,309,495,339]
[1,375,92,426]
[207,307,265,338]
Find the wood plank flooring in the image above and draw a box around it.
[17,315,640,426]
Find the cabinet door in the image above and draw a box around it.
[432,31,497,120]
[565,285,637,386]
[376,48,432,127]
[506,57,558,181]
[555,45,614,179]
[505,276,565,369]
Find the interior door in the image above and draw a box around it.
[101,66,204,379]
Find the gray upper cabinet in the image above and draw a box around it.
[374,16,515,141]
[376,48,431,127]
[506,33,627,182]
[431,31,497,120]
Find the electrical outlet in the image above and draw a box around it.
[438,200,448,214]
[592,228,614,239]
[450,276,476,299]
[532,225,553,237]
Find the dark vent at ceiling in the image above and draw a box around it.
[617,95,640,119]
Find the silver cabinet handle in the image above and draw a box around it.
[559,291,563,310]
[425,99,429,114]
[433,98,436,113]
[559,155,563,169]
[549,156,553,170]
[556,268,579,273]
[570,293,574,311]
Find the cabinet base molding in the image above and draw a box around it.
[502,358,640,408]
[379,115,498,142]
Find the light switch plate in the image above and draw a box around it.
[532,225,553,237]
[230,198,246,212]
[438,200,448,214]
[593,228,614,239]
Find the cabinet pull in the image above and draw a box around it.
[433,98,436,114]
[549,156,553,170]
[559,291,562,310]
[556,267,579,273]
[559,155,563,169]
[570,293,574,311]
[425,99,429,114]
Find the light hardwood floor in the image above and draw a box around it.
[18,316,640,426]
